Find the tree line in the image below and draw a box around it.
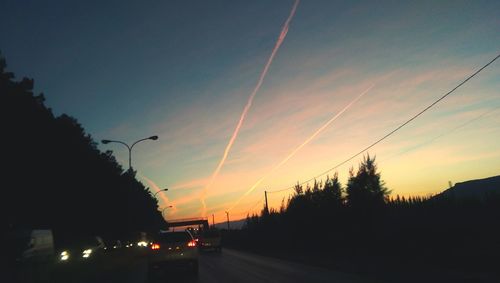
[1,53,164,241]
[224,154,500,276]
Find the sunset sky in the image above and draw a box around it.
[1,0,499,223]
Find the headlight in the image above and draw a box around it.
[137,241,148,247]
[60,251,69,261]
[82,249,92,258]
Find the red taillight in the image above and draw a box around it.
[151,243,160,250]
[187,240,197,247]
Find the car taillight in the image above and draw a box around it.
[187,240,197,247]
[151,243,160,250]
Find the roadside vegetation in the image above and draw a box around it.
[225,154,500,280]
[2,53,163,242]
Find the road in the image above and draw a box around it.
[18,247,498,283]
[103,248,375,283]
[16,248,378,283]
[179,249,374,283]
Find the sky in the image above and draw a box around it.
[1,0,499,223]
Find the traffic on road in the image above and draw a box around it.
[9,227,373,283]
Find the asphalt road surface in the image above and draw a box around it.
[17,248,378,283]
[104,248,376,283]
[174,248,375,283]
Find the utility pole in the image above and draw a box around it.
[264,190,269,215]
[225,211,230,230]
[212,214,215,228]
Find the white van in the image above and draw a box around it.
[19,229,55,262]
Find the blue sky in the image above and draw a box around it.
[1,0,499,221]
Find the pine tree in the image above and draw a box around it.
[322,172,343,207]
[346,154,390,209]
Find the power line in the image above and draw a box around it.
[267,53,500,194]
[268,186,295,194]
[245,197,264,216]
[380,105,500,163]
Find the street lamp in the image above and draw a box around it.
[153,188,168,198]
[161,206,173,219]
[101,135,158,171]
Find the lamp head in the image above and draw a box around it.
[149,135,159,140]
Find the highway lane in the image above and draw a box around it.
[144,248,378,283]
[191,248,378,283]
[16,248,379,283]
[16,248,499,282]
[190,249,496,283]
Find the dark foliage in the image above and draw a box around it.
[346,154,390,209]
[225,155,500,278]
[1,53,163,240]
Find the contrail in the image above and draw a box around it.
[201,0,301,216]
[228,85,374,211]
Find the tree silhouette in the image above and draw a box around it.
[346,154,389,209]
[1,52,163,241]
[322,172,343,208]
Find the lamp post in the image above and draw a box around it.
[153,188,168,198]
[101,135,158,171]
[161,206,173,219]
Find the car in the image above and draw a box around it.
[199,229,222,252]
[148,230,199,276]
[104,239,123,250]
[56,235,106,263]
